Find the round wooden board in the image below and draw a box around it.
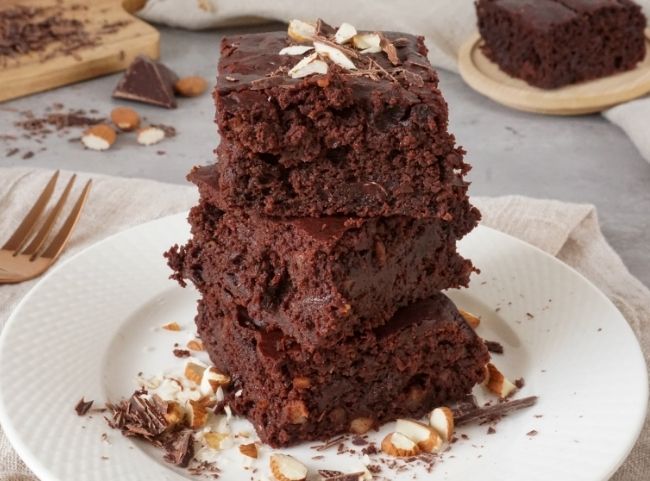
[458,30,650,115]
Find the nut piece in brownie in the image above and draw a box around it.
[196,293,490,447]
[165,198,479,351]
[476,0,647,89]
[214,23,472,218]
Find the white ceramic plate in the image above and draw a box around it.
[0,214,646,481]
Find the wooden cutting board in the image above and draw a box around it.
[0,0,158,102]
[458,30,650,115]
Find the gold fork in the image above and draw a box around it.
[0,171,92,284]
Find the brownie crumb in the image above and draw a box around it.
[526,430,538,437]
[21,151,34,159]
[487,426,496,435]
[6,148,19,157]
[484,340,504,354]
[74,397,94,416]
[514,377,525,389]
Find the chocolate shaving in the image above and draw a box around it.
[393,37,410,47]
[379,34,401,66]
[318,470,344,478]
[0,5,100,67]
[484,340,504,354]
[320,472,366,481]
[106,390,170,440]
[315,18,336,37]
[311,434,346,451]
[164,429,194,467]
[454,396,538,426]
[75,397,94,416]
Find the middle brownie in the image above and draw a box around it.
[166,200,479,351]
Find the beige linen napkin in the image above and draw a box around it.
[136,0,650,164]
[0,167,648,480]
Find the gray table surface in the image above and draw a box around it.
[1,25,649,287]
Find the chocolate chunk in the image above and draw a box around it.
[75,397,94,416]
[113,55,179,109]
[164,430,194,467]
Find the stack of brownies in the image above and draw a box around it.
[166,20,489,447]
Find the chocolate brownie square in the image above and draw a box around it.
[476,0,647,89]
[196,293,490,447]
[166,198,479,351]
[213,27,472,218]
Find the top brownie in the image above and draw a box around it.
[476,0,647,89]
[212,22,472,218]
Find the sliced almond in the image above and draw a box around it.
[110,107,140,131]
[270,453,308,481]
[381,432,420,457]
[485,363,517,398]
[459,309,480,329]
[239,442,258,458]
[162,322,181,331]
[429,407,454,442]
[184,361,206,384]
[137,126,166,146]
[187,339,204,351]
[279,45,314,56]
[287,19,316,43]
[313,41,356,70]
[203,431,228,450]
[395,418,443,453]
[352,33,381,53]
[163,401,185,428]
[200,367,231,396]
[288,53,328,79]
[350,417,374,435]
[334,22,357,44]
[81,124,116,151]
[174,76,208,97]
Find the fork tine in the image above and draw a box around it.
[2,170,59,251]
[21,174,76,257]
[40,179,92,261]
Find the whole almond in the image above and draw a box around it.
[174,76,208,97]
[110,107,140,131]
[81,124,116,151]
[350,417,374,435]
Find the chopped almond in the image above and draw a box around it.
[239,442,258,458]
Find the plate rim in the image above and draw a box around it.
[458,30,650,115]
[0,212,647,481]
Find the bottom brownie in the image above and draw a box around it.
[196,293,489,447]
